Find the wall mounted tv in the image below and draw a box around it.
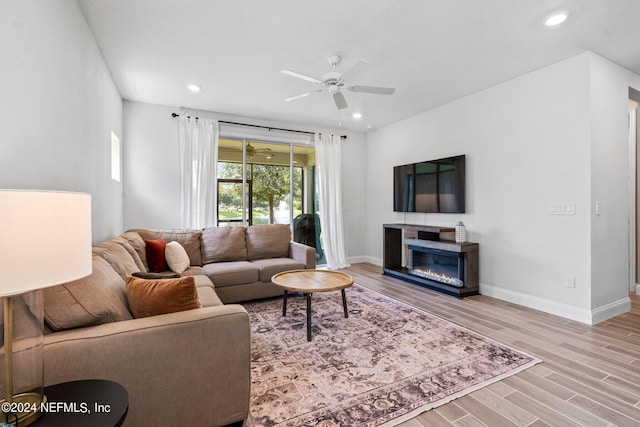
[393,155,465,213]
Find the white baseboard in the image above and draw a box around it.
[480,283,631,325]
[480,283,592,323]
[347,259,632,324]
[348,256,382,266]
[636,283,640,294]
[591,297,632,324]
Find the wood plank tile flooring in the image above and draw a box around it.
[344,263,640,427]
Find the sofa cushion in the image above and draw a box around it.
[125,276,202,318]
[202,261,259,288]
[131,229,203,266]
[250,258,306,282]
[43,256,133,331]
[191,273,216,288]
[188,274,222,306]
[201,226,247,263]
[165,241,190,273]
[196,286,224,307]
[246,224,291,260]
[94,239,141,280]
[145,239,168,273]
[118,232,147,272]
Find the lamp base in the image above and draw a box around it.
[0,392,47,426]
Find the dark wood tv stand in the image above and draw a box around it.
[383,223,479,298]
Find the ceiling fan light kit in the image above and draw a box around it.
[281,55,396,111]
[333,91,348,110]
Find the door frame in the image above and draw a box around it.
[629,88,640,294]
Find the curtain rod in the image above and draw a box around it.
[170,113,346,139]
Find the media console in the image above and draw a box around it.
[383,223,479,298]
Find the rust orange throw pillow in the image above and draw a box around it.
[125,276,202,318]
[145,239,168,272]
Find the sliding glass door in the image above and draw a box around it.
[216,138,323,263]
[217,139,250,226]
[291,144,323,263]
[246,141,293,225]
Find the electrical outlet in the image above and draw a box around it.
[564,275,576,288]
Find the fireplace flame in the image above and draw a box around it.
[410,268,464,288]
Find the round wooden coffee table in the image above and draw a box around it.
[271,269,354,341]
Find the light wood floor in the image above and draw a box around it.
[344,263,640,427]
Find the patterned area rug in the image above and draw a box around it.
[243,285,540,427]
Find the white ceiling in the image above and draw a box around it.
[78,0,640,132]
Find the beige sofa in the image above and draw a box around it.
[131,224,316,303]
[42,224,316,427]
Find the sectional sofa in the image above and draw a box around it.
[41,224,316,427]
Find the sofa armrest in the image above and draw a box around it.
[290,241,316,269]
[44,305,250,427]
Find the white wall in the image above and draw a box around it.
[340,133,367,262]
[0,0,123,243]
[365,53,601,322]
[589,54,640,317]
[123,102,182,228]
[123,101,367,259]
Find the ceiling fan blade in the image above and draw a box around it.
[280,69,322,84]
[284,92,313,102]
[340,60,371,82]
[350,85,395,95]
[284,89,322,102]
[333,91,348,110]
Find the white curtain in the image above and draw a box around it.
[315,133,350,269]
[178,116,218,229]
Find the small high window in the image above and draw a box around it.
[111,131,121,182]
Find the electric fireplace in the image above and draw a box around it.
[383,223,479,298]
[408,246,464,287]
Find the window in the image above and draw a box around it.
[217,138,324,264]
[111,131,121,182]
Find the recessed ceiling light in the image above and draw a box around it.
[545,12,568,26]
[187,84,201,92]
[352,112,363,119]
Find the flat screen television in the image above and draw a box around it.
[393,155,465,213]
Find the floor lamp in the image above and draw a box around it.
[0,190,91,426]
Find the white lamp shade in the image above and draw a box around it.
[0,190,92,296]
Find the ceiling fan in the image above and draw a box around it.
[222,142,274,159]
[281,55,395,110]
[245,143,275,159]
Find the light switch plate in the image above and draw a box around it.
[549,202,576,215]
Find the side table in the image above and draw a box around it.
[29,379,128,427]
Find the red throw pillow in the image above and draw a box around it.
[145,239,168,272]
